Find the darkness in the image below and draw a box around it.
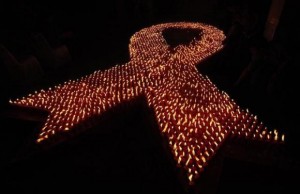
[1,0,299,193]
[163,28,203,48]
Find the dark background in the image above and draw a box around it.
[1,0,299,193]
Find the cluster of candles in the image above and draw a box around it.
[11,22,284,185]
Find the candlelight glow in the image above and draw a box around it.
[10,22,283,185]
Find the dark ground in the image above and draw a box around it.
[1,0,299,193]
